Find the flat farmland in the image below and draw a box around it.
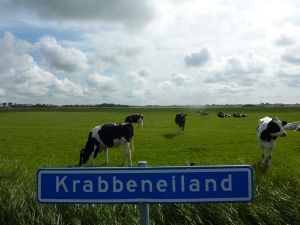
[0,106,299,173]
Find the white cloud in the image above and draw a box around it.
[281,47,300,65]
[0,87,6,97]
[204,50,270,86]
[125,67,152,86]
[0,32,35,76]
[240,0,296,28]
[172,73,193,86]
[126,89,145,98]
[8,66,84,99]
[274,34,296,47]
[184,46,213,67]
[86,74,121,92]
[157,81,176,91]
[37,36,89,75]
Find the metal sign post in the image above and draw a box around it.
[138,161,149,225]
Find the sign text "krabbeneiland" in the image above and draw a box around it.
[37,165,253,204]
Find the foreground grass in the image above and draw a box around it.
[0,159,299,225]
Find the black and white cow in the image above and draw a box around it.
[124,114,143,130]
[283,121,300,131]
[233,113,248,118]
[199,111,208,115]
[257,116,287,168]
[175,113,187,135]
[78,122,134,167]
[217,112,230,117]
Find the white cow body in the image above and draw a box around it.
[257,116,287,168]
[283,121,300,131]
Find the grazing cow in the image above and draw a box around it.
[78,122,134,167]
[257,116,287,168]
[283,121,300,131]
[217,112,230,117]
[175,113,187,135]
[125,114,143,130]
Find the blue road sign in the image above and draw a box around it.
[37,165,253,204]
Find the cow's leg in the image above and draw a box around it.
[121,144,132,167]
[260,146,266,167]
[138,119,143,130]
[180,126,184,135]
[138,121,143,130]
[91,146,100,166]
[91,145,105,166]
[103,147,108,164]
[267,148,274,168]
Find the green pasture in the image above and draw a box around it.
[0,106,300,224]
[0,106,299,172]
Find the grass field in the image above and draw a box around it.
[0,106,300,224]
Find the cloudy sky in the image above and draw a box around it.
[1,0,300,106]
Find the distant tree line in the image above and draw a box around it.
[0,103,56,108]
[61,103,130,107]
[0,102,130,108]
[242,104,256,107]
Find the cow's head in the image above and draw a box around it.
[268,117,287,137]
[78,148,90,166]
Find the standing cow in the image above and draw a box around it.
[125,114,143,130]
[175,113,187,135]
[78,122,134,167]
[257,116,287,168]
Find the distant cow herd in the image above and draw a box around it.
[77,110,300,169]
[216,111,248,118]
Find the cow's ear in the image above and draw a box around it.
[282,121,288,126]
